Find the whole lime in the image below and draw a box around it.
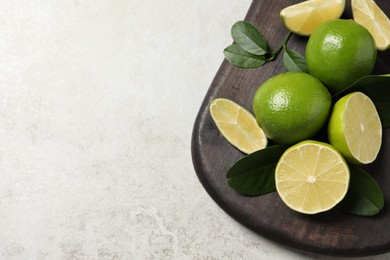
[252,72,332,145]
[306,19,377,93]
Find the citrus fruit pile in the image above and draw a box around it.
[209,0,388,215]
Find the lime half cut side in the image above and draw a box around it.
[328,92,382,164]
[209,98,267,154]
[275,140,350,214]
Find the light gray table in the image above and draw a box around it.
[0,0,389,259]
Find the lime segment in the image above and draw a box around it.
[352,0,390,51]
[209,98,267,154]
[280,0,345,36]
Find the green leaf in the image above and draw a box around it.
[283,48,308,73]
[333,74,390,128]
[231,21,267,56]
[223,43,266,68]
[333,74,390,99]
[226,145,288,196]
[337,165,384,216]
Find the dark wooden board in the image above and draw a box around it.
[191,0,390,257]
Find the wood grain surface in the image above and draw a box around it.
[191,0,390,257]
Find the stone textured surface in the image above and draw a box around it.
[0,0,389,259]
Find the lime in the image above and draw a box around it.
[275,140,350,214]
[252,72,331,145]
[305,19,377,93]
[328,92,382,164]
[209,98,267,154]
[280,0,345,36]
[352,0,390,51]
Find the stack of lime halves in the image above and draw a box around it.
[210,0,388,215]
